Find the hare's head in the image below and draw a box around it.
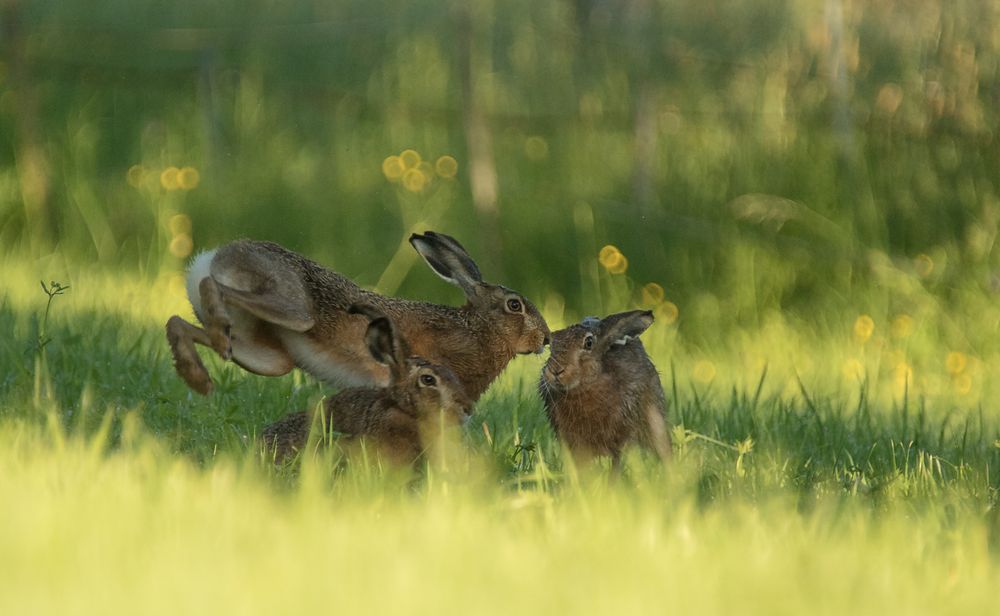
[410,231,551,355]
[542,310,654,391]
[350,304,472,425]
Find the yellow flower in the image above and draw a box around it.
[400,149,421,169]
[853,315,875,343]
[178,167,200,190]
[160,167,181,191]
[435,155,458,178]
[952,373,973,396]
[655,301,679,325]
[598,245,628,274]
[169,233,193,258]
[168,214,192,236]
[641,283,665,306]
[945,351,967,375]
[693,360,716,384]
[402,168,426,192]
[890,314,914,339]
[382,156,405,181]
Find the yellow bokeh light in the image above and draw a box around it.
[607,254,628,274]
[945,351,967,375]
[599,245,620,264]
[435,155,458,178]
[169,233,193,258]
[597,244,628,274]
[655,301,679,325]
[853,315,875,343]
[168,213,192,236]
[890,314,914,339]
[893,363,913,394]
[842,358,865,381]
[160,167,180,191]
[178,167,200,190]
[914,254,934,278]
[382,155,405,181]
[402,168,426,192]
[400,149,422,169]
[641,283,665,306]
[525,136,549,161]
[952,373,973,396]
[417,161,435,184]
[598,245,628,273]
[127,164,145,188]
[693,360,717,384]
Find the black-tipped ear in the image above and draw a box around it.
[363,317,396,366]
[409,231,483,297]
[596,310,654,353]
[353,304,409,381]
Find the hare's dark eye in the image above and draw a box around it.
[583,334,595,350]
[419,374,438,387]
[506,298,523,313]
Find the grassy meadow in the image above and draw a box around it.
[3,0,1000,613]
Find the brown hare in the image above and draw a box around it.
[166,231,550,400]
[261,305,472,465]
[539,310,671,469]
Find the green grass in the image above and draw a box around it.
[3,1,1000,611]
[2,257,999,614]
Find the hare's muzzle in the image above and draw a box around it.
[542,364,565,388]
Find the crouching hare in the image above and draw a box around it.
[261,305,472,465]
[539,310,672,469]
[166,231,550,401]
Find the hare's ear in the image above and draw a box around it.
[361,317,411,382]
[409,231,483,297]
[596,310,654,354]
[351,304,411,382]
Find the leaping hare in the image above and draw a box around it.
[166,231,550,400]
[539,310,672,469]
[261,305,472,465]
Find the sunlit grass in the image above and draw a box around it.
[0,414,997,615]
[2,255,999,614]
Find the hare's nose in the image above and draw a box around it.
[550,366,564,376]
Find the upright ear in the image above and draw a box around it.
[409,231,483,298]
[596,310,654,354]
[350,304,410,382]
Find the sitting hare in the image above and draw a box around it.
[167,231,550,400]
[539,310,671,469]
[261,305,472,465]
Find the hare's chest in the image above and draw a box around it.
[549,391,633,454]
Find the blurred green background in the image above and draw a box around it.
[2,0,999,335]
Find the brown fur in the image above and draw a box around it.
[539,310,672,468]
[261,309,472,465]
[167,232,550,401]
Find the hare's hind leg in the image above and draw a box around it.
[166,316,216,395]
[165,275,235,395]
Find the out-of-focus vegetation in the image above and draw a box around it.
[3,2,1000,613]
[3,0,999,320]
